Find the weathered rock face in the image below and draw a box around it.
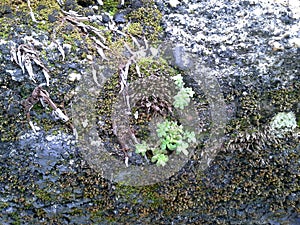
[0,0,299,224]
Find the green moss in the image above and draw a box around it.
[61,29,83,45]
[135,57,179,78]
[36,20,54,33]
[10,212,21,225]
[0,18,13,39]
[4,0,60,16]
[95,56,179,142]
[82,20,106,31]
[114,183,164,208]
[126,22,143,36]
[268,84,300,111]
[127,0,163,41]
[34,189,52,202]
[0,201,9,209]
[102,0,119,16]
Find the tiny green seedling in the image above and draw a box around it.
[135,141,148,156]
[135,119,196,166]
[172,74,194,109]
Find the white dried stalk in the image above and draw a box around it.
[55,40,65,61]
[123,42,135,55]
[29,120,38,133]
[10,43,51,85]
[135,63,141,77]
[10,44,18,63]
[87,26,107,44]
[42,69,50,86]
[90,36,109,50]
[119,59,131,93]
[143,36,149,51]
[92,66,101,87]
[24,57,36,82]
[53,108,69,122]
[130,35,141,48]
[27,0,38,23]
[119,68,126,93]
[56,0,64,6]
[64,13,107,43]
[96,47,108,60]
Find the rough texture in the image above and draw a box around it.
[0,0,299,224]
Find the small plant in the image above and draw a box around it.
[151,151,169,167]
[172,74,194,109]
[134,74,196,166]
[135,119,196,166]
[135,141,148,156]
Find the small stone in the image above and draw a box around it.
[68,72,81,81]
[102,13,110,23]
[269,40,284,51]
[289,38,300,48]
[169,0,180,8]
[48,14,57,23]
[46,135,56,142]
[86,55,93,61]
[63,43,72,50]
[131,0,143,9]
[113,12,126,23]
[172,44,193,70]
[63,44,72,54]
[6,69,24,82]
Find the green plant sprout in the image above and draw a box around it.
[151,152,169,167]
[172,74,195,109]
[172,74,184,89]
[135,119,196,166]
[135,141,148,156]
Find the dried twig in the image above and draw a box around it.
[62,11,107,44]
[10,43,50,85]
[118,37,149,93]
[22,84,70,133]
[54,40,66,61]
[27,0,38,23]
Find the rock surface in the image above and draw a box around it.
[0,0,299,224]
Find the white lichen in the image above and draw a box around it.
[270,111,297,137]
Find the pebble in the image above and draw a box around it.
[169,0,180,8]
[269,40,284,51]
[63,43,72,54]
[6,69,24,82]
[289,37,300,48]
[86,54,93,61]
[68,72,81,81]
[102,13,110,23]
[113,12,126,23]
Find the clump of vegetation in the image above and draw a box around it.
[102,0,119,16]
[126,22,143,36]
[135,120,196,166]
[135,74,196,166]
[127,0,163,41]
[172,74,195,109]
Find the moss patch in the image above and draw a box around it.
[127,0,163,41]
